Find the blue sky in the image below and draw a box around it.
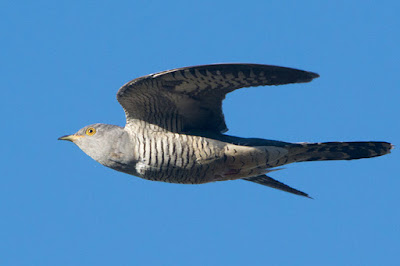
[1,1,399,265]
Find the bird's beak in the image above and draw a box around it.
[58,134,84,142]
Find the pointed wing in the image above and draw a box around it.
[117,63,319,133]
[243,175,311,198]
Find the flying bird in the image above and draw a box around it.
[59,63,392,197]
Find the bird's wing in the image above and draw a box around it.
[243,175,311,198]
[117,63,319,133]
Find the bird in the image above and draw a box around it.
[59,63,392,198]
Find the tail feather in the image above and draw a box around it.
[243,141,392,197]
[286,141,392,164]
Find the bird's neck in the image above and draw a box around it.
[98,126,138,174]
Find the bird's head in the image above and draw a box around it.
[58,123,130,166]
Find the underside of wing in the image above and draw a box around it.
[117,63,319,133]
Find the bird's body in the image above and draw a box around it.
[73,124,277,184]
[59,63,392,197]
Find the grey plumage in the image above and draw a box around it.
[59,63,392,197]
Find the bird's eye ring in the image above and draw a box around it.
[86,127,96,136]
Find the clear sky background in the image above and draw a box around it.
[1,1,399,265]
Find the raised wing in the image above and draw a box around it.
[117,63,319,133]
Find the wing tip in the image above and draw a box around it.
[308,71,320,80]
[299,70,319,83]
[243,175,312,198]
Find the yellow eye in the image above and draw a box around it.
[86,127,96,136]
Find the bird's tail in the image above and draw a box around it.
[284,141,392,164]
[242,141,392,198]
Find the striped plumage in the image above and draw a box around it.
[59,63,392,198]
[129,131,225,184]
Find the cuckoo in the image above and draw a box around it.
[59,63,392,197]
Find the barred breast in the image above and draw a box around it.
[131,131,226,184]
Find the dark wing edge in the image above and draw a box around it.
[243,175,312,198]
[118,63,319,94]
[117,63,319,133]
[149,63,319,83]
